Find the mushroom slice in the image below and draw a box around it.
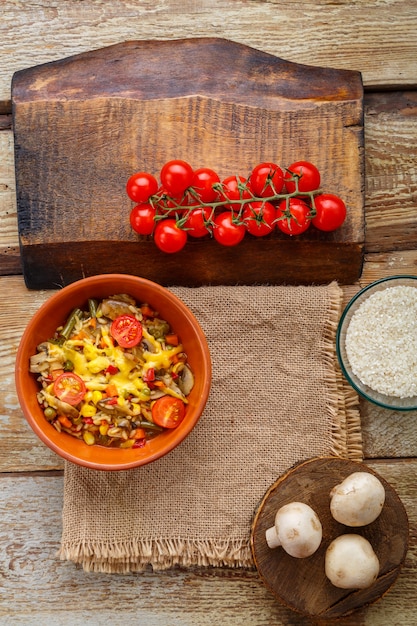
[97,399,134,417]
[177,365,195,396]
[100,296,137,320]
[42,392,80,419]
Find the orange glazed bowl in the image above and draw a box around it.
[15,274,211,471]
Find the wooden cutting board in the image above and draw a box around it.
[12,38,364,289]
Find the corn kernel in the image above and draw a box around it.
[80,404,97,417]
[99,423,109,436]
[120,439,135,448]
[92,390,103,405]
[83,431,95,446]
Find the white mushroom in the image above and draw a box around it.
[330,471,385,526]
[265,502,322,558]
[325,534,380,589]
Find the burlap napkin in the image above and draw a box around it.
[59,282,362,573]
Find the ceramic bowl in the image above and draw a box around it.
[336,275,417,410]
[15,274,211,470]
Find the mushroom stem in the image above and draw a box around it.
[265,525,281,549]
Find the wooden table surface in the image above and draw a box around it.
[1,2,416,624]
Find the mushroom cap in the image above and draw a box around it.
[274,502,322,558]
[325,534,380,589]
[330,471,385,526]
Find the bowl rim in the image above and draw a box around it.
[336,274,417,411]
[15,273,212,469]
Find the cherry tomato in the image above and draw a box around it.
[249,162,284,197]
[221,175,252,210]
[184,207,212,238]
[154,218,188,253]
[284,161,321,193]
[276,198,311,235]
[126,172,158,203]
[151,396,186,429]
[130,203,157,235]
[191,167,220,202]
[53,372,87,406]
[160,160,194,197]
[243,201,276,237]
[111,315,143,348]
[311,193,347,231]
[213,211,246,246]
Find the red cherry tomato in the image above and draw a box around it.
[184,207,212,238]
[276,198,311,235]
[53,372,87,406]
[151,396,186,429]
[130,203,157,235]
[284,161,321,193]
[126,172,158,203]
[111,315,143,348]
[249,162,284,197]
[221,175,252,210]
[213,211,246,246]
[243,201,276,237]
[311,193,347,231]
[191,167,221,202]
[154,218,188,253]
[160,160,194,197]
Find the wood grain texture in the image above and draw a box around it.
[0,4,416,624]
[12,38,364,289]
[0,459,415,625]
[3,90,416,277]
[251,458,409,620]
[0,0,416,107]
[2,271,417,473]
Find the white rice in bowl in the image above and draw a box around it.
[345,285,417,398]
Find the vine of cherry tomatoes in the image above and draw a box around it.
[127,159,347,253]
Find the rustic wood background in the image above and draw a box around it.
[0,2,416,625]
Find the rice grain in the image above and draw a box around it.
[345,285,417,398]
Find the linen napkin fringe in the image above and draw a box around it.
[60,537,252,573]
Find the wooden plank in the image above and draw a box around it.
[364,92,417,254]
[12,38,364,288]
[3,90,416,277]
[0,0,416,107]
[0,130,21,275]
[0,459,415,625]
[2,272,417,473]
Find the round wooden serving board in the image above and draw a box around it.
[250,457,409,620]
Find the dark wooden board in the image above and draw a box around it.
[251,457,409,620]
[12,38,364,289]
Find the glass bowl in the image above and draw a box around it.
[336,275,417,410]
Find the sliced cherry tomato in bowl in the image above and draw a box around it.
[243,201,276,237]
[53,372,87,406]
[249,162,284,197]
[276,198,311,236]
[284,161,321,193]
[151,396,186,429]
[111,315,143,348]
[311,193,347,231]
